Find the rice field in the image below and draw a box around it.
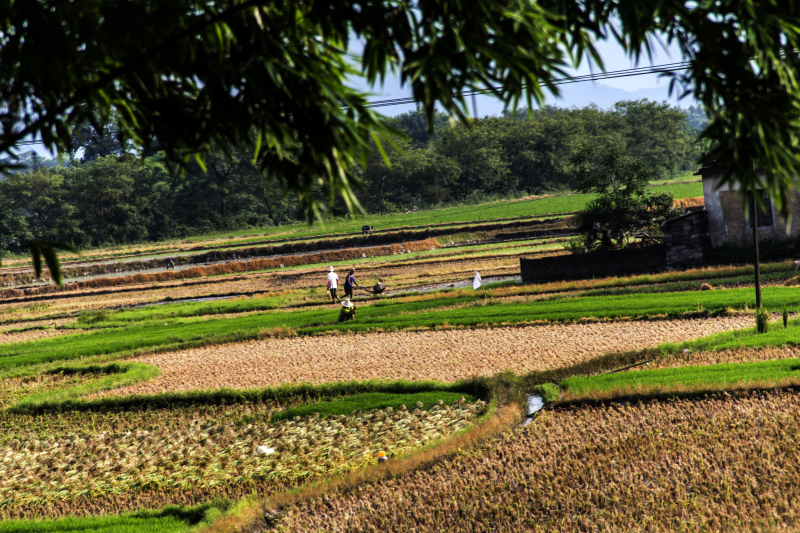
[268,388,800,532]
[0,393,484,519]
[109,316,755,397]
[7,181,800,533]
[0,181,702,273]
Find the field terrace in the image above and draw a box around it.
[7,181,800,532]
[0,180,702,283]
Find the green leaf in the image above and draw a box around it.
[28,241,81,286]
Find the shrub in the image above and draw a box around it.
[78,310,109,324]
[756,307,769,334]
[563,236,585,255]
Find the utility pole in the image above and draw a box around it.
[751,159,762,310]
[472,93,478,119]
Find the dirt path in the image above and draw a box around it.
[110,315,755,396]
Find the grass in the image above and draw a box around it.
[669,318,800,352]
[557,316,800,401]
[0,516,191,533]
[11,363,160,408]
[271,391,475,422]
[172,181,698,244]
[10,377,488,415]
[560,357,800,398]
[69,272,800,330]
[9,285,800,371]
[0,502,226,533]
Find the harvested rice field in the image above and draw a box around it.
[0,394,485,519]
[269,389,800,532]
[113,316,755,396]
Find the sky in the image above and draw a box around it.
[362,38,697,118]
[27,35,696,158]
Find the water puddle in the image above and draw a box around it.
[388,275,521,295]
[522,395,544,427]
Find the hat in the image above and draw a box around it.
[341,298,354,308]
[328,266,334,272]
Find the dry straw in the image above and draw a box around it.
[269,389,800,532]
[673,196,704,208]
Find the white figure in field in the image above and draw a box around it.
[473,271,482,291]
[327,266,341,303]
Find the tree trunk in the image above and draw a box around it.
[751,163,762,310]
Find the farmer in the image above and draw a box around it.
[165,256,175,270]
[343,268,360,299]
[326,266,341,303]
[338,298,356,322]
[362,225,373,236]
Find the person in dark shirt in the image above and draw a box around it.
[343,268,359,299]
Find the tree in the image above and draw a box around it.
[69,109,130,163]
[63,157,147,246]
[3,168,81,242]
[684,105,709,132]
[390,109,452,147]
[360,135,460,212]
[0,0,587,222]
[435,120,511,200]
[571,145,682,247]
[3,0,800,280]
[612,100,703,175]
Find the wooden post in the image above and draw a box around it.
[751,160,762,310]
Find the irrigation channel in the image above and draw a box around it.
[522,395,545,427]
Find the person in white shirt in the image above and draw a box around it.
[326,266,341,303]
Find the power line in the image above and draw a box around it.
[363,61,691,109]
[9,61,692,147]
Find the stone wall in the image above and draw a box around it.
[520,245,665,283]
[663,210,711,266]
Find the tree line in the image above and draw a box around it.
[361,99,705,213]
[0,99,704,252]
